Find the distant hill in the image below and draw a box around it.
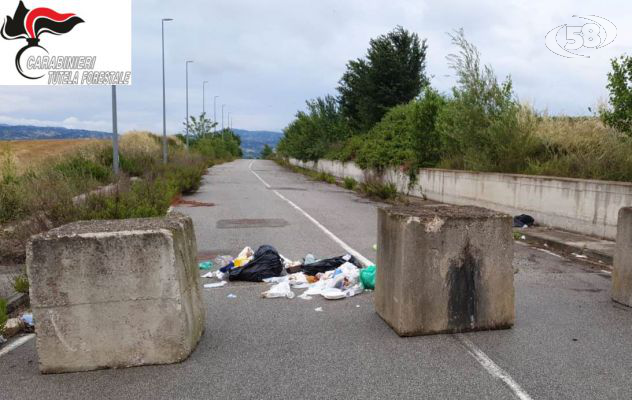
[0,124,283,159]
[0,124,111,140]
[233,129,283,159]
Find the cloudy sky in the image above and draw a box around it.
[0,0,630,134]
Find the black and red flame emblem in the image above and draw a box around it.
[1,1,84,79]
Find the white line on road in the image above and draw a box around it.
[0,334,35,358]
[251,160,533,400]
[457,334,533,400]
[249,161,373,267]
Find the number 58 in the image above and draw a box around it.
[565,23,602,50]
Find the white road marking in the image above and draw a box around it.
[537,248,563,259]
[0,334,35,358]
[457,334,533,400]
[251,160,533,400]
[249,161,373,267]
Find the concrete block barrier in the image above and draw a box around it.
[26,213,205,373]
[613,207,632,307]
[375,205,515,336]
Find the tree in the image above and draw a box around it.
[600,55,632,135]
[183,112,217,140]
[260,144,274,159]
[338,26,429,132]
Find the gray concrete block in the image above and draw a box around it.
[613,207,632,307]
[26,213,205,373]
[375,205,515,336]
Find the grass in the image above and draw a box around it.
[0,131,239,265]
[359,179,398,200]
[0,139,104,175]
[343,177,357,190]
[12,275,29,294]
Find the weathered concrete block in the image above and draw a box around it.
[26,213,205,373]
[613,207,632,307]
[375,205,515,336]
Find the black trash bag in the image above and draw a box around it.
[513,214,535,228]
[301,254,361,276]
[228,245,284,282]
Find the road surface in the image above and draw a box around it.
[1,159,631,399]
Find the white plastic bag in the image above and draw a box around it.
[261,281,295,299]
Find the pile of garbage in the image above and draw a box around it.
[199,245,377,301]
[0,313,34,346]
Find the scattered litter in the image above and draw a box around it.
[321,288,346,300]
[573,253,588,259]
[198,260,213,270]
[314,307,323,312]
[216,271,227,281]
[304,254,316,265]
[213,255,234,270]
[227,293,237,299]
[372,244,377,251]
[298,292,313,300]
[513,214,535,228]
[261,281,295,299]
[204,281,227,289]
[201,271,215,278]
[229,245,284,282]
[302,254,361,276]
[521,235,526,240]
[356,305,360,308]
[360,265,377,290]
[20,313,34,328]
[233,247,254,267]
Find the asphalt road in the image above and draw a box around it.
[1,159,631,399]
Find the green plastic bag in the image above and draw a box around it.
[198,260,213,270]
[360,265,376,290]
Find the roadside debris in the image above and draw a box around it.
[314,307,323,312]
[198,260,213,270]
[513,214,535,228]
[3,318,23,338]
[204,281,227,289]
[227,294,237,299]
[198,245,376,301]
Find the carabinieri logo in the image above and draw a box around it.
[1,1,84,79]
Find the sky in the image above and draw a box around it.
[0,0,630,134]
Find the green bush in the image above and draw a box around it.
[316,171,336,184]
[12,274,29,294]
[355,88,446,172]
[359,179,398,200]
[54,154,112,183]
[343,177,357,190]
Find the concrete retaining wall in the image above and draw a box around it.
[289,158,632,240]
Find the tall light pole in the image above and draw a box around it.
[213,95,219,131]
[221,104,226,130]
[227,112,231,130]
[202,80,208,115]
[161,18,173,164]
[185,60,194,148]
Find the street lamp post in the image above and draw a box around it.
[111,85,119,175]
[227,112,231,130]
[213,95,219,131]
[202,80,208,115]
[185,60,194,148]
[221,104,226,130]
[161,18,173,164]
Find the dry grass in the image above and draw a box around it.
[0,139,105,174]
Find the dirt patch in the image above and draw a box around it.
[172,197,215,207]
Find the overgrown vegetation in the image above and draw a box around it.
[278,27,632,184]
[0,130,241,264]
[12,274,29,294]
[343,177,357,190]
